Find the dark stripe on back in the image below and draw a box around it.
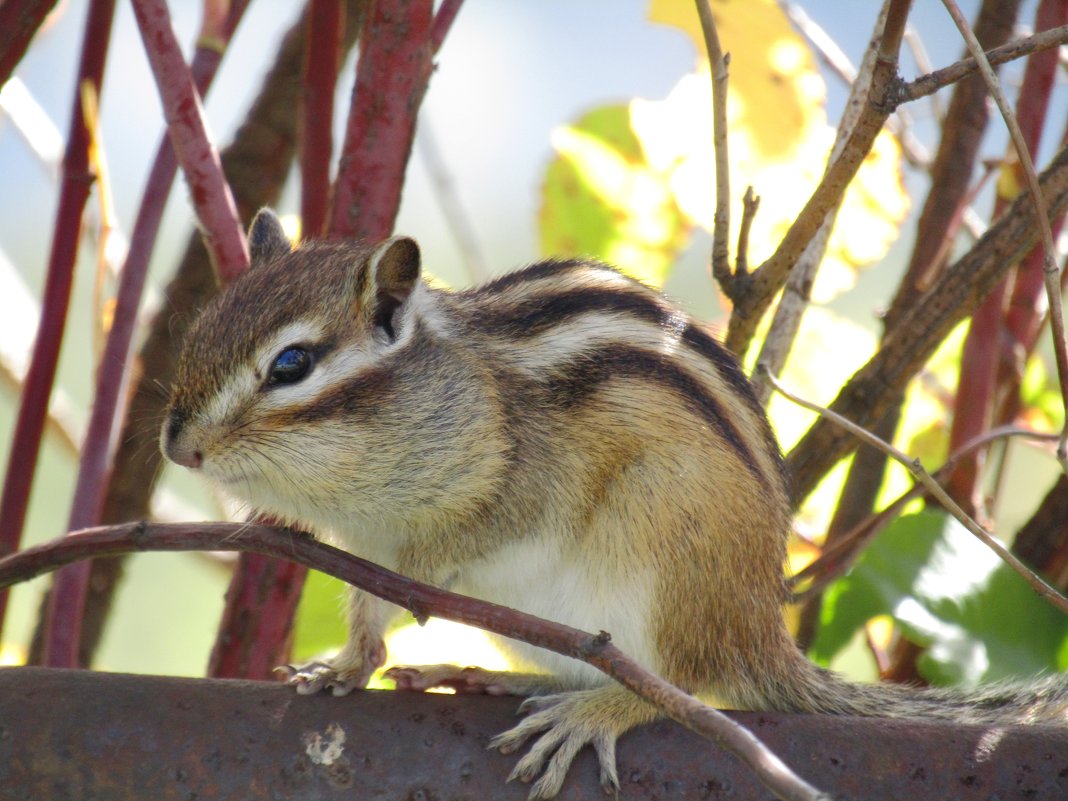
[680,324,788,487]
[477,282,786,487]
[543,344,770,489]
[479,287,667,338]
[469,259,593,296]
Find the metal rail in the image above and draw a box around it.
[2,667,1066,799]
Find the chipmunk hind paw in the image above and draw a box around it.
[489,686,657,800]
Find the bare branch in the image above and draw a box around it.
[780,0,931,168]
[751,3,890,405]
[899,23,1068,103]
[695,0,734,293]
[735,186,760,278]
[789,425,1061,597]
[785,140,1068,505]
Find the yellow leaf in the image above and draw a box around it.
[649,0,823,163]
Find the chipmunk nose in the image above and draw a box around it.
[161,413,204,469]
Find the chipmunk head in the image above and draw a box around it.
[159,208,467,528]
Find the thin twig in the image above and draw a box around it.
[765,367,1068,617]
[695,0,733,293]
[0,522,829,801]
[735,186,760,277]
[941,0,1068,472]
[789,425,1061,597]
[899,23,1068,103]
[903,25,945,119]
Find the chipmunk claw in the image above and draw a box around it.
[276,660,361,696]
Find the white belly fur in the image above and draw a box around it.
[456,537,657,687]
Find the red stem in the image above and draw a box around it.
[300,0,344,240]
[329,0,435,240]
[431,0,465,53]
[129,0,249,283]
[209,551,307,679]
[0,0,59,87]
[0,0,117,647]
[999,0,1068,405]
[946,0,1068,509]
[40,1,252,668]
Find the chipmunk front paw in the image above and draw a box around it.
[384,664,518,695]
[277,638,386,696]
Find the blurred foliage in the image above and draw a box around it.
[811,511,1068,685]
[541,0,908,303]
[539,105,688,285]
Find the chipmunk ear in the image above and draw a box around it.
[247,208,292,265]
[365,236,421,341]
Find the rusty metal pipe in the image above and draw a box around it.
[3,667,1067,799]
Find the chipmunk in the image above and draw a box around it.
[162,209,1068,799]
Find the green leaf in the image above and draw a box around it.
[810,510,1068,685]
[292,569,348,661]
[539,104,688,287]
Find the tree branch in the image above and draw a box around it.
[130,0,249,281]
[750,3,891,405]
[0,0,117,652]
[789,425,1061,598]
[695,0,734,293]
[941,0,1068,472]
[898,22,1068,104]
[329,0,435,241]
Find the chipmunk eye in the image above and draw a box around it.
[268,347,312,385]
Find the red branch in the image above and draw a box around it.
[40,1,252,668]
[431,0,465,53]
[130,0,249,282]
[328,0,435,240]
[999,0,1068,421]
[0,0,59,87]
[209,548,307,680]
[946,0,1068,510]
[0,0,117,646]
[300,0,344,240]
